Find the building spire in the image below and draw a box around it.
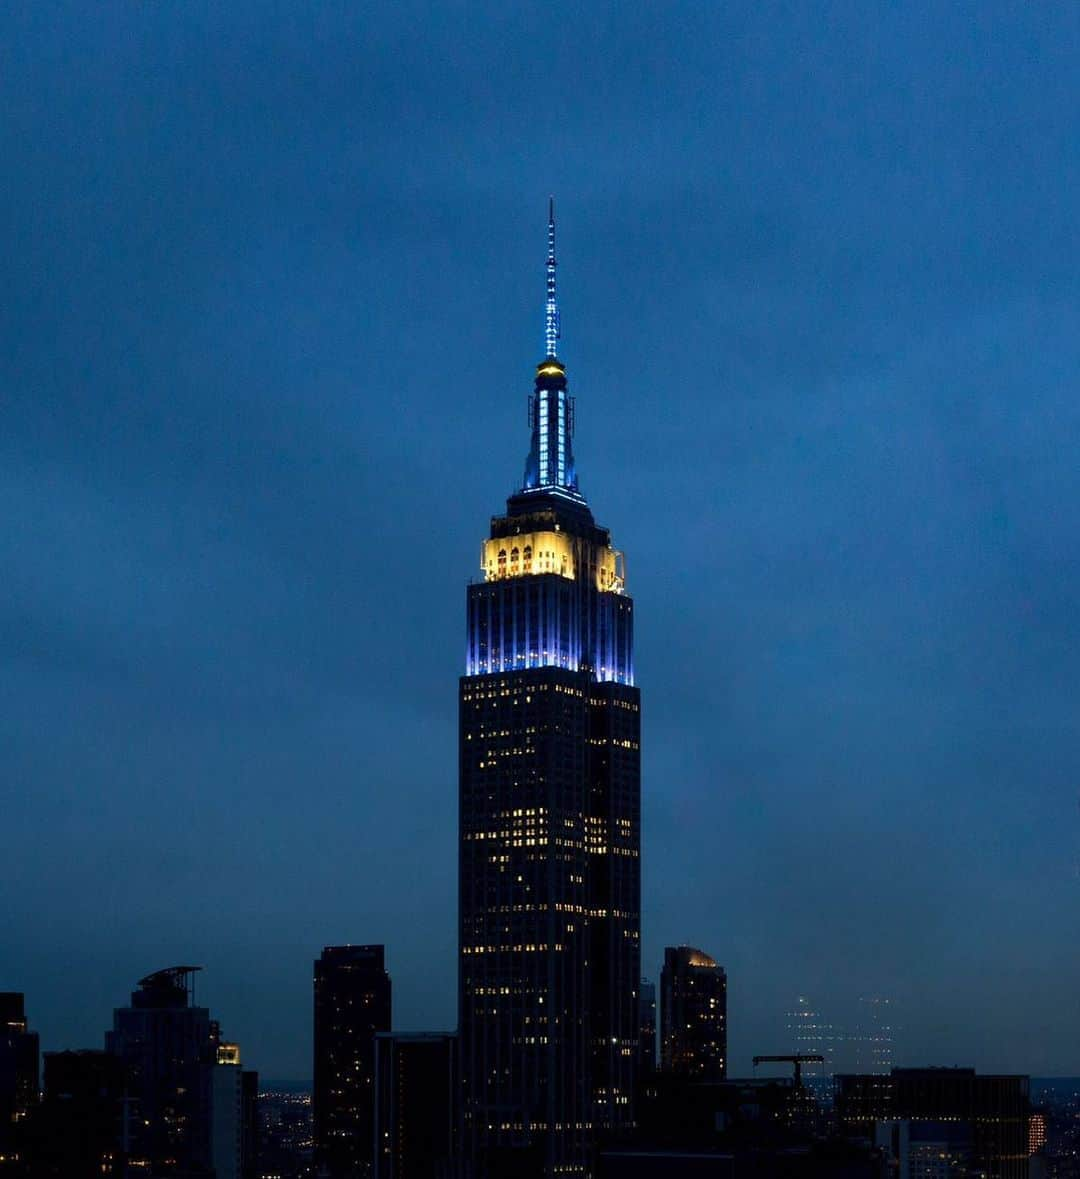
[522,199,580,501]
[545,196,559,360]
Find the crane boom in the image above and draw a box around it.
[752,1053,825,1088]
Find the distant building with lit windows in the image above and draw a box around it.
[313,944,391,1179]
[853,996,894,1074]
[660,947,727,1081]
[0,993,39,1155]
[787,994,895,1076]
[458,202,641,1177]
[1028,1109,1046,1155]
[787,995,834,1077]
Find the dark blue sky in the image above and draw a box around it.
[2,1,1077,1078]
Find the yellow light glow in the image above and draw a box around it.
[481,531,625,593]
[482,531,576,581]
[596,546,625,593]
[216,1043,241,1065]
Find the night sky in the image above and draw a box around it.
[2,2,1078,1079]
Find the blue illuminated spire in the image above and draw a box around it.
[545,196,559,359]
[522,200,581,500]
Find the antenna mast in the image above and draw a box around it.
[545,196,559,359]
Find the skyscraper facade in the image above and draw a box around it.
[106,966,215,1172]
[659,947,727,1082]
[313,944,392,1179]
[458,204,641,1178]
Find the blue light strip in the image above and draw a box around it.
[465,580,633,686]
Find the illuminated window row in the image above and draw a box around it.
[587,697,638,712]
[466,829,548,843]
[462,943,566,954]
[467,726,540,739]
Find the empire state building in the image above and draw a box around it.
[459,203,641,1178]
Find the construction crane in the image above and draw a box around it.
[752,1053,825,1089]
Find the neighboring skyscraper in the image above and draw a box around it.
[374,1032,458,1179]
[103,966,251,1178]
[459,202,641,1177]
[106,966,214,1173]
[0,993,39,1154]
[638,979,657,1081]
[313,945,392,1179]
[659,948,727,1081]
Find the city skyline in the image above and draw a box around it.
[3,1,1078,1083]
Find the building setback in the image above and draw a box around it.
[458,202,641,1178]
[313,944,392,1179]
